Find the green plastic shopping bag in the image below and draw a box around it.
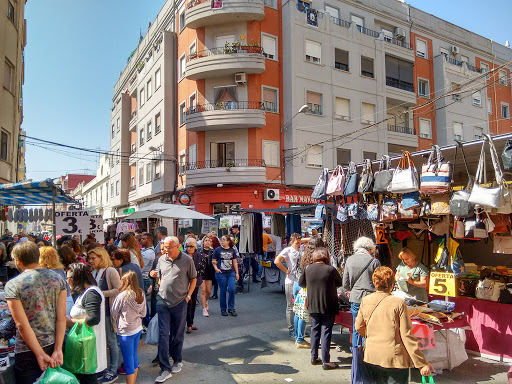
[38,367,79,384]
[422,376,435,384]
[63,322,97,374]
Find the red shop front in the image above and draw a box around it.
[177,184,317,214]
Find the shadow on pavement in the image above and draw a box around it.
[184,335,299,375]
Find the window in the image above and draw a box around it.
[106,184,108,201]
[154,160,161,179]
[210,142,235,166]
[440,47,449,57]
[499,70,508,86]
[325,5,339,20]
[111,124,115,138]
[111,183,114,197]
[419,119,431,139]
[109,155,114,168]
[116,181,120,196]
[451,82,461,101]
[131,142,136,154]
[146,163,152,183]
[189,144,197,165]
[350,15,364,31]
[416,38,427,58]
[501,103,510,119]
[488,98,492,114]
[472,91,482,107]
[179,101,186,126]
[117,117,120,132]
[147,79,152,100]
[7,1,14,23]
[189,41,196,57]
[381,29,393,43]
[361,103,375,124]
[418,79,429,98]
[453,122,463,141]
[306,145,323,168]
[335,97,350,119]
[460,55,469,63]
[147,121,152,140]
[140,88,145,107]
[262,140,279,167]
[130,177,135,191]
[306,91,322,115]
[385,56,414,91]
[0,131,8,161]
[216,34,235,53]
[305,40,321,64]
[179,9,186,32]
[139,128,145,147]
[179,54,186,79]
[363,151,377,161]
[480,62,489,78]
[155,113,161,134]
[336,148,351,166]
[264,0,276,8]
[116,149,120,164]
[334,48,349,71]
[263,87,277,112]
[361,57,374,78]
[3,59,13,92]
[155,68,161,89]
[189,93,196,113]
[474,127,484,140]
[139,166,144,186]
[262,35,277,60]
[179,153,186,174]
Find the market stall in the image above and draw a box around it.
[310,133,512,369]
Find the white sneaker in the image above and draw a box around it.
[171,362,183,374]
[0,357,9,372]
[202,308,209,317]
[155,370,172,383]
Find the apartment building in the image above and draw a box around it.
[1,0,27,183]
[107,0,512,215]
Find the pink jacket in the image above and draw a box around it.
[111,290,147,335]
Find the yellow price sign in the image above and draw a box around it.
[428,271,457,297]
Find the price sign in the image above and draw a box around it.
[55,211,89,236]
[88,215,104,235]
[375,226,388,244]
[428,271,457,297]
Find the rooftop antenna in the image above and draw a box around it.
[506,40,510,48]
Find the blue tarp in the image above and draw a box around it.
[0,178,75,205]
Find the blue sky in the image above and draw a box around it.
[23,0,512,181]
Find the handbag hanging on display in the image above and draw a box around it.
[431,194,451,215]
[419,199,432,217]
[373,155,393,193]
[379,197,398,222]
[337,199,349,223]
[398,203,417,220]
[493,235,512,254]
[344,162,359,197]
[358,159,374,194]
[326,165,345,196]
[401,191,421,210]
[390,151,420,194]
[488,213,511,234]
[315,204,326,220]
[420,145,451,194]
[311,168,329,201]
[501,138,512,170]
[449,142,475,217]
[366,195,379,221]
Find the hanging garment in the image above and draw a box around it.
[239,213,254,254]
[286,214,301,238]
[252,213,264,255]
[271,214,286,238]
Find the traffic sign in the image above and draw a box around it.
[55,211,89,236]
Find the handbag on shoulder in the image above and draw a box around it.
[373,155,393,193]
[420,145,451,194]
[390,151,420,194]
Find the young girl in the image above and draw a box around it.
[111,271,147,384]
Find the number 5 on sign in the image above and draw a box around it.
[429,271,457,297]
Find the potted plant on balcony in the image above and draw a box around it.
[226,161,235,172]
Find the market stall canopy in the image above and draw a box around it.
[350,133,512,188]
[124,205,214,220]
[0,178,75,205]
[233,206,316,214]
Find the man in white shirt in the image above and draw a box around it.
[274,233,302,342]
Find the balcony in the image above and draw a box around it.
[129,110,138,131]
[185,101,266,132]
[383,37,413,50]
[185,159,266,186]
[387,124,418,147]
[387,124,415,135]
[386,77,414,92]
[185,0,265,29]
[186,47,265,80]
[357,26,380,38]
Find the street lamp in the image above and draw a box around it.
[281,104,310,132]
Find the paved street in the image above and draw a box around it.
[135,283,510,384]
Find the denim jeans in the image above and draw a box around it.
[293,282,306,343]
[157,299,187,372]
[350,302,364,347]
[143,278,151,326]
[285,283,294,336]
[105,315,120,373]
[215,271,236,311]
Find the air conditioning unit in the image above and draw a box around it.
[450,45,460,54]
[264,188,280,201]
[394,27,406,39]
[235,72,247,85]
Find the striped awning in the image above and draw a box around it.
[0,179,75,205]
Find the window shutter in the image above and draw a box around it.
[306,92,321,105]
[305,40,321,60]
[453,122,463,139]
[335,98,349,117]
[420,119,431,138]
[362,103,375,123]
[263,141,279,167]
[262,36,276,58]
[307,145,323,167]
[416,40,427,57]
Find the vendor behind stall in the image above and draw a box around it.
[394,247,428,303]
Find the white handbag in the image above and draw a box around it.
[390,151,420,194]
[475,278,506,302]
[326,165,345,196]
[493,235,512,254]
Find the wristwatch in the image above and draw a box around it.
[187,295,191,300]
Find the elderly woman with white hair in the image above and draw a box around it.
[342,236,381,348]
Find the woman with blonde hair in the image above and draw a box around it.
[39,246,73,315]
[111,271,146,384]
[87,247,122,383]
[394,247,428,303]
[120,233,144,268]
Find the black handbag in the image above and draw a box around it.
[373,155,393,193]
[312,168,329,200]
[358,159,374,194]
[502,139,512,170]
[344,162,359,197]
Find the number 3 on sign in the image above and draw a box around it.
[376,226,387,244]
[429,271,457,297]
